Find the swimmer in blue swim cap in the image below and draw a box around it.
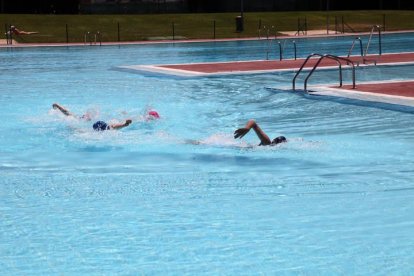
[52,103,132,131]
[234,119,287,146]
[92,119,132,131]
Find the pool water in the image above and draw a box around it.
[1,33,414,274]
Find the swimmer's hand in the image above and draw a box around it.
[52,103,71,116]
[234,128,249,139]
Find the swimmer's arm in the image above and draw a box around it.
[13,28,38,35]
[110,119,132,130]
[234,119,271,146]
[52,103,73,117]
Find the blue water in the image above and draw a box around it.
[1,33,414,274]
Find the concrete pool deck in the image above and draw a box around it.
[119,52,414,77]
[308,80,414,107]
[118,52,414,108]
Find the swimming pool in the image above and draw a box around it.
[1,33,414,274]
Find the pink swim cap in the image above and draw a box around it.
[148,110,160,119]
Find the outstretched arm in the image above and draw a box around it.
[110,119,132,130]
[234,119,272,145]
[12,27,38,35]
[52,103,73,117]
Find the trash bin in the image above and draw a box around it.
[235,16,244,32]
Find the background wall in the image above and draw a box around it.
[1,0,413,14]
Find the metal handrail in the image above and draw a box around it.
[276,40,290,61]
[95,31,102,46]
[347,37,363,57]
[277,41,283,61]
[304,54,356,91]
[84,32,91,45]
[304,55,342,91]
[292,41,297,60]
[293,53,356,91]
[84,31,102,46]
[266,39,296,61]
[292,53,322,90]
[365,25,382,56]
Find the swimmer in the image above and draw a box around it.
[120,108,160,122]
[52,103,92,121]
[234,119,287,146]
[146,110,160,121]
[53,103,132,131]
[92,119,132,131]
[8,25,38,35]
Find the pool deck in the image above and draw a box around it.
[120,52,414,77]
[118,52,414,108]
[309,80,414,107]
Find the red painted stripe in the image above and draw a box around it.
[341,81,414,97]
[160,53,414,73]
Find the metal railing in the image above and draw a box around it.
[295,17,307,36]
[259,25,276,40]
[265,39,297,61]
[347,37,363,58]
[277,41,284,61]
[292,53,356,91]
[292,40,297,60]
[365,25,382,56]
[261,26,277,60]
[84,31,102,46]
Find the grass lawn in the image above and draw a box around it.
[1,11,414,43]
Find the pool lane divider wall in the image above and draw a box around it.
[117,52,414,110]
[309,81,414,107]
[267,80,414,112]
[117,52,414,78]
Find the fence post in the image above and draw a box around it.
[379,28,382,55]
[65,24,69,43]
[305,17,307,35]
[117,22,120,42]
[326,14,330,35]
[213,20,216,39]
[4,24,8,45]
[172,22,175,40]
[7,24,12,45]
[334,16,338,34]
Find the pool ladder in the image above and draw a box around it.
[365,25,382,56]
[264,39,297,61]
[84,31,102,46]
[292,53,356,91]
[347,25,382,65]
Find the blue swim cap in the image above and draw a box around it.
[93,121,109,131]
[272,136,287,145]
